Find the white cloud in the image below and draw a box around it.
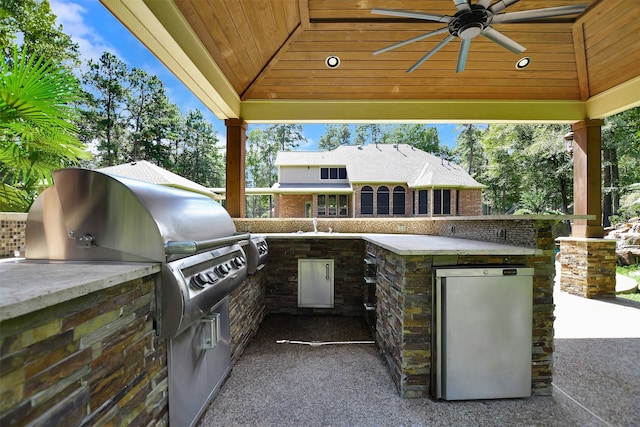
[49,0,116,62]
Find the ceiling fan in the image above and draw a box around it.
[371,0,588,73]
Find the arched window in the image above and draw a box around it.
[393,186,405,215]
[361,186,373,215]
[377,186,389,215]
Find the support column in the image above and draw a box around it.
[559,119,616,298]
[225,119,247,218]
[571,119,604,238]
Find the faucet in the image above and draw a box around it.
[312,217,318,233]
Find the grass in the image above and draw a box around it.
[617,265,640,303]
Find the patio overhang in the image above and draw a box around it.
[100,0,640,231]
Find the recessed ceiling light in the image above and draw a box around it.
[516,57,531,69]
[325,56,340,69]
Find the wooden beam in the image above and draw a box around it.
[240,99,587,123]
[571,119,604,238]
[225,119,247,218]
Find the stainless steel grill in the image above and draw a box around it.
[25,168,257,427]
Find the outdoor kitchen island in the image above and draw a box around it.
[263,231,554,400]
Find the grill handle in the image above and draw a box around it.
[165,233,251,255]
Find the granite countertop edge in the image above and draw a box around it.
[263,233,540,256]
[0,262,161,322]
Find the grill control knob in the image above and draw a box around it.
[206,272,218,283]
[190,273,208,289]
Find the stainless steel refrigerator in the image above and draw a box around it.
[434,267,533,400]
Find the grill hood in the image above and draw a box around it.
[26,168,237,263]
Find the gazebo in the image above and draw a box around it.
[100,0,640,294]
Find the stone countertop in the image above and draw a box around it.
[263,233,540,256]
[0,260,161,322]
[363,234,541,256]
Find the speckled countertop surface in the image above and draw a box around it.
[362,234,540,256]
[0,260,160,322]
[265,233,540,256]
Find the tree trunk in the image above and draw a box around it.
[602,147,612,227]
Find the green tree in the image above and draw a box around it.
[355,124,384,146]
[478,124,520,214]
[0,0,79,66]
[603,106,640,224]
[175,109,223,187]
[246,124,306,188]
[81,52,129,166]
[525,124,573,214]
[0,47,88,211]
[385,124,440,153]
[319,124,351,150]
[453,124,485,177]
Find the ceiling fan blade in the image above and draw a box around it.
[371,8,452,23]
[373,27,450,55]
[488,0,521,15]
[407,35,455,73]
[481,26,526,54]
[491,4,587,24]
[476,0,493,8]
[452,0,471,12]
[456,38,472,73]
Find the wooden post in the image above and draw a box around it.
[571,119,604,238]
[225,118,247,218]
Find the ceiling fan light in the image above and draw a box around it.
[325,56,340,69]
[516,57,531,69]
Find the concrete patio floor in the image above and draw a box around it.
[199,284,640,427]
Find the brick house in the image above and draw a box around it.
[273,144,484,218]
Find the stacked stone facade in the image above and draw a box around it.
[229,269,267,363]
[558,238,617,297]
[0,274,168,426]
[264,238,365,316]
[368,221,556,398]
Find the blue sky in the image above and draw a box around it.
[50,0,461,150]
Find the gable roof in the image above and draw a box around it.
[97,161,220,199]
[276,144,484,189]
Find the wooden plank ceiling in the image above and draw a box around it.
[103,0,640,122]
[174,0,599,101]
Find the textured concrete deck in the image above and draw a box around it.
[199,286,640,427]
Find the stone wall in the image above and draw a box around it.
[229,269,267,363]
[0,212,27,258]
[370,221,556,398]
[558,238,617,298]
[264,238,365,316]
[0,274,168,426]
[234,217,553,246]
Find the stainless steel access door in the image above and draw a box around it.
[168,297,230,427]
[434,267,533,400]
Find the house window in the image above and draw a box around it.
[418,190,429,214]
[320,167,347,180]
[393,186,405,215]
[317,195,326,215]
[434,189,451,215]
[361,186,373,215]
[318,194,348,216]
[338,195,348,215]
[377,186,389,215]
